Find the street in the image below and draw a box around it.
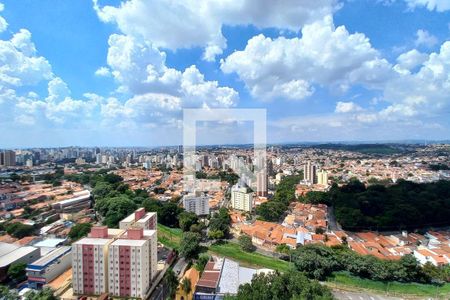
[332,290,403,300]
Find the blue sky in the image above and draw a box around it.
[0,0,449,147]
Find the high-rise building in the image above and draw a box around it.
[0,152,4,166]
[3,150,16,167]
[317,170,328,186]
[120,208,157,231]
[183,193,210,216]
[26,159,33,168]
[256,170,268,197]
[303,161,317,184]
[72,214,158,299]
[72,227,114,296]
[108,228,157,299]
[231,184,253,212]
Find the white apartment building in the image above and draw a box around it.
[183,193,210,216]
[317,170,329,186]
[108,228,157,299]
[72,212,158,299]
[231,184,253,212]
[120,208,157,231]
[72,227,113,296]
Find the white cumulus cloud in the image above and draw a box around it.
[335,101,363,113]
[93,0,339,61]
[95,67,111,77]
[415,29,438,48]
[221,16,393,100]
[404,0,450,12]
[0,29,53,87]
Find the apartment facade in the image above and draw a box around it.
[183,193,210,216]
[72,211,158,299]
[120,208,157,231]
[72,227,113,296]
[231,184,253,212]
[108,228,157,298]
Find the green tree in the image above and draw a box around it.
[195,254,210,273]
[158,202,183,227]
[208,208,231,238]
[178,211,199,232]
[181,277,192,294]
[238,235,255,252]
[232,271,333,300]
[0,286,19,300]
[207,229,224,240]
[292,244,340,280]
[5,222,35,238]
[24,287,58,300]
[179,232,201,260]
[163,268,178,300]
[275,243,291,255]
[68,223,92,241]
[101,196,137,228]
[7,262,27,282]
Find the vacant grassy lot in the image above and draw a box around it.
[157,223,182,250]
[327,272,450,298]
[209,241,291,272]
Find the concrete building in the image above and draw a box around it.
[194,257,272,299]
[256,170,268,197]
[317,170,328,186]
[108,228,157,299]
[303,161,317,184]
[120,208,157,231]
[52,190,91,213]
[33,238,67,256]
[3,150,16,167]
[183,193,210,216]
[26,159,33,168]
[27,246,71,289]
[72,213,158,299]
[0,243,40,282]
[72,227,114,296]
[231,184,253,212]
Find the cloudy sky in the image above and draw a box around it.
[1,0,450,147]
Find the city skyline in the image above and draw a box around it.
[1,0,450,148]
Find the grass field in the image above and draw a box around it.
[157,223,182,250]
[327,272,450,298]
[208,241,291,272]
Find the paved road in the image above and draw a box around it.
[172,257,188,278]
[332,290,403,300]
[328,205,342,231]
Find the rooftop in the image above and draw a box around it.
[73,237,112,246]
[33,238,66,248]
[0,246,38,268]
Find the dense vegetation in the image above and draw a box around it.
[256,175,301,221]
[67,169,186,228]
[196,170,239,185]
[0,286,57,300]
[292,244,450,284]
[429,163,450,171]
[310,143,408,155]
[179,232,202,260]
[208,207,231,239]
[68,223,92,241]
[7,262,27,282]
[5,222,35,238]
[300,179,450,230]
[225,271,333,300]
